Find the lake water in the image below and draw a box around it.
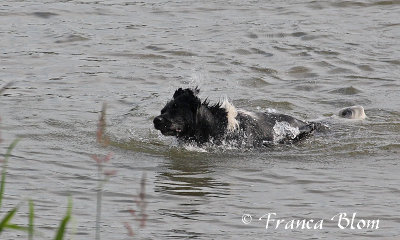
[1,0,399,239]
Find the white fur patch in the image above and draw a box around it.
[220,99,239,132]
[338,105,366,120]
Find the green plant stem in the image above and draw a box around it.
[29,200,34,240]
[0,207,18,232]
[0,138,21,209]
[54,197,72,240]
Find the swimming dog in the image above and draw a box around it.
[153,88,365,147]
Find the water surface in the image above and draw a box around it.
[1,0,399,239]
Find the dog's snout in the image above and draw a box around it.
[153,116,165,128]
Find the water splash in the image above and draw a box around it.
[272,121,300,143]
[182,144,208,153]
[266,108,277,113]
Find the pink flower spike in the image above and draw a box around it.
[128,209,136,216]
[103,169,117,176]
[91,154,102,165]
[123,222,135,237]
[103,152,113,163]
[140,213,148,228]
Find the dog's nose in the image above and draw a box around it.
[153,116,165,128]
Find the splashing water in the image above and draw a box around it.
[272,121,300,143]
[183,143,208,152]
[265,108,277,113]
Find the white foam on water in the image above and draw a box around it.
[272,121,300,143]
[183,143,208,152]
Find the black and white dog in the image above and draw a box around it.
[153,88,365,147]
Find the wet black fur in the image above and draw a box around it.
[153,88,228,144]
[153,88,318,147]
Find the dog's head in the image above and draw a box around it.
[153,88,201,137]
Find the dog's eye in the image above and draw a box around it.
[172,103,178,108]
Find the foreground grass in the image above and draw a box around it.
[1,85,146,238]
[0,138,72,239]
[1,83,72,239]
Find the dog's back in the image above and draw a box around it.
[231,111,317,146]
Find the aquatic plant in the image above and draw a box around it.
[0,138,72,240]
[92,103,116,240]
[54,197,72,240]
[0,85,27,236]
[0,84,27,236]
[94,103,147,238]
[124,172,147,237]
[0,138,24,236]
[28,200,34,240]
[1,86,146,238]
[1,84,72,239]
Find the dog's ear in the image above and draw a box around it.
[173,88,200,99]
[173,88,184,99]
